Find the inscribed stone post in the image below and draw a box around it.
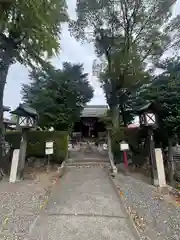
[155,148,166,187]
[9,149,20,183]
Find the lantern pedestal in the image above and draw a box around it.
[147,128,158,185]
[16,129,28,180]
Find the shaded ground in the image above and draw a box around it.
[112,168,180,240]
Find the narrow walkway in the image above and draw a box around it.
[27,166,139,239]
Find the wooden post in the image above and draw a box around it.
[123,151,128,168]
[168,138,175,186]
[66,134,69,160]
[17,129,28,180]
[147,127,158,185]
[1,123,5,157]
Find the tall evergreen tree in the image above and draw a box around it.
[22,62,94,130]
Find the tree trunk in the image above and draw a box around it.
[0,48,12,161]
[168,137,175,186]
[111,104,119,129]
[108,131,116,167]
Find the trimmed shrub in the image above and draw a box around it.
[5,131,21,149]
[111,127,147,165]
[5,130,68,163]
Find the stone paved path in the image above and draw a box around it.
[27,166,139,240]
[68,141,108,163]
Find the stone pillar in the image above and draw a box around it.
[154,148,166,187]
[9,149,20,183]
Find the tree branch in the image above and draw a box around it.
[130,0,142,34]
[133,2,157,44]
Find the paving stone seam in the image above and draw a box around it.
[43,212,128,219]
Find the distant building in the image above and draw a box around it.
[3,106,10,112]
[73,105,108,139]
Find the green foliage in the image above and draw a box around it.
[70,0,180,126]
[0,0,68,160]
[133,56,180,138]
[100,109,120,130]
[10,114,18,122]
[5,130,68,163]
[5,131,21,149]
[110,127,146,164]
[0,0,68,65]
[21,62,94,130]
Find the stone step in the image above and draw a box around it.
[66,161,110,165]
[65,163,110,168]
[67,158,109,163]
[65,159,110,167]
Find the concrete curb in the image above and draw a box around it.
[106,169,142,240]
[57,160,66,178]
[40,160,67,211]
[108,156,117,175]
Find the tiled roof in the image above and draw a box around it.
[81,105,108,117]
[11,104,38,117]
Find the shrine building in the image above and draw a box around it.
[72,105,108,139]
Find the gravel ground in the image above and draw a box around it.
[0,166,60,239]
[112,170,180,240]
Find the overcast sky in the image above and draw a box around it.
[3,0,180,112]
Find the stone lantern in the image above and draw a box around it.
[139,103,158,128]
[137,102,159,185]
[10,104,38,180]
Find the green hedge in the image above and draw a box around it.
[111,127,149,166]
[111,127,141,163]
[5,131,68,163]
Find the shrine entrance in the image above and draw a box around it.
[68,140,109,164]
[68,105,109,163]
[73,117,106,140]
[81,117,98,138]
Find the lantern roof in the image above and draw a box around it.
[139,102,152,111]
[10,104,38,118]
[81,105,108,117]
[136,102,159,114]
